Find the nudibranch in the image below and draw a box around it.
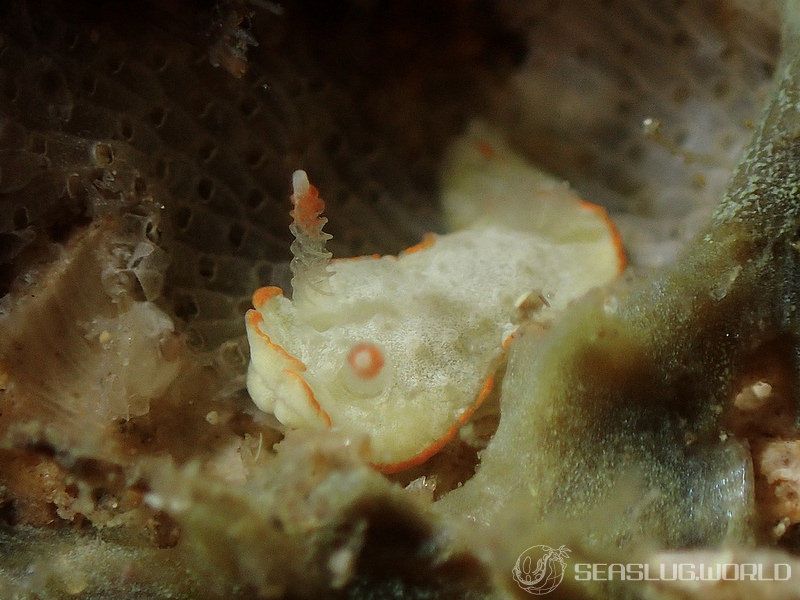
[245,127,624,473]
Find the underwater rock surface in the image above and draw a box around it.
[1,1,799,598]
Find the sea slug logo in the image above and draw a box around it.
[512,545,571,595]
[512,544,793,595]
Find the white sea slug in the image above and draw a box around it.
[245,126,624,473]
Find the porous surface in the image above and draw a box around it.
[0,0,796,599]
